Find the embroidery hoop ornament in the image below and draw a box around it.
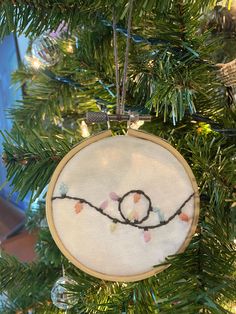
[46,129,199,282]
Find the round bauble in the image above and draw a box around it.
[51,276,77,310]
[31,34,61,67]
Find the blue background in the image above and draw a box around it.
[0,35,29,210]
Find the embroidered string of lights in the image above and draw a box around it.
[52,187,194,238]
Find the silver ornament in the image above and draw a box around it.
[51,276,77,310]
[31,34,61,67]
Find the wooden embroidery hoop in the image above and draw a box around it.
[46,129,200,282]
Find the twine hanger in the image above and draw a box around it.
[86,0,151,124]
[113,0,134,116]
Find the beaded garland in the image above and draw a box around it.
[46,130,199,282]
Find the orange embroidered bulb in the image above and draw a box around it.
[133,192,141,203]
[179,212,189,222]
[75,201,83,214]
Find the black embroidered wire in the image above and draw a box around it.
[118,190,152,224]
[52,191,195,230]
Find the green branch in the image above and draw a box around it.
[1,125,72,200]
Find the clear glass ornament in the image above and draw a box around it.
[31,34,61,67]
[51,276,77,310]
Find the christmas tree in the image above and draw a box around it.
[0,0,236,313]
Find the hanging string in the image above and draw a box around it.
[120,0,134,112]
[113,0,134,115]
[112,9,121,114]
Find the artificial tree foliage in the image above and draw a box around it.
[0,0,235,313]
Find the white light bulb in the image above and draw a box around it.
[25,55,43,70]
[67,43,74,53]
[80,121,90,138]
[130,120,144,130]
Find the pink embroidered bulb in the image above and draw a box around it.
[144,230,151,243]
[109,192,120,201]
[133,211,139,221]
[100,200,108,210]
[128,210,139,221]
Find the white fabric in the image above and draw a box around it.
[52,136,195,277]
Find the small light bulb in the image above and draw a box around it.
[32,58,42,69]
[231,304,236,314]
[66,43,74,53]
[130,120,144,130]
[25,55,43,70]
[80,121,90,138]
[147,59,154,68]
